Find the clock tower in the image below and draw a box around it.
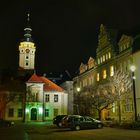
[19,13,36,70]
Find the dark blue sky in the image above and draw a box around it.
[0,0,140,76]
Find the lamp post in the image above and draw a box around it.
[130,65,137,121]
[76,87,81,115]
[42,91,45,121]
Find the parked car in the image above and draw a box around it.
[61,115,79,127]
[0,119,14,127]
[61,115,103,130]
[53,115,67,127]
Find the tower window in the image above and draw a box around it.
[26,56,29,59]
[26,61,29,66]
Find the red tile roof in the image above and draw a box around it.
[40,77,64,92]
[27,73,43,83]
[27,73,64,92]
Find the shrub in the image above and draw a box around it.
[131,121,140,129]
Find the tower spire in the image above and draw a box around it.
[19,12,36,70]
[27,12,30,22]
[23,12,33,42]
[26,11,30,28]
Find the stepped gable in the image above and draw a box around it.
[40,76,64,92]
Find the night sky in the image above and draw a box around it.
[0,0,140,77]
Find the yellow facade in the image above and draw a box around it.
[73,24,139,122]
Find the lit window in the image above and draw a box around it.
[8,108,14,117]
[98,58,100,64]
[45,109,49,117]
[45,94,49,102]
[54,95,58,102]
[103,55,105,62]
[108,52,111,59]
[103,70,107,79]
[110,66,114,76]
[100,57,102,63]
[112,103,115,113]
[97,73,100,81]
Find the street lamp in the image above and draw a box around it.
[77,87,81,92]
[130,65,137,121]
[76,87,81,115]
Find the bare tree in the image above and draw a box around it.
[0,79,25,119]
[90,70,131,122]
[107,70,132,124]
[90,84,115,120]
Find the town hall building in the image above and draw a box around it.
[0,13,68,122]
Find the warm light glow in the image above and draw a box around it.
[130,65,136,72]
[77,87,80,92]
[103,69,107,79]
[110,65,114,76]
[97,73,100,81]
[103,55,105,62]
[19,42,35,48]
[108,52,111,59]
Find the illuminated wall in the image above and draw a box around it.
[132,50,140,117]
[19,42,36,70]
[25,82,68,122]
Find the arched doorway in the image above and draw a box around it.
[31,108,37,120]
[101,109,109,120]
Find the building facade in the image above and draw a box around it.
[25,73,68,121]
[73,24,140,122]
[60,81,74,115]
[19,13,36,70]
[0,13,68,122]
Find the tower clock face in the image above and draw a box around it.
[25,49,30,53]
